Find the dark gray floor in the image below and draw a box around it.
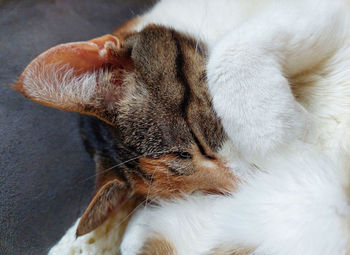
[0,1,155,254]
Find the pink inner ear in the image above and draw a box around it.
[41,34,120,73]
[15,34,121,96]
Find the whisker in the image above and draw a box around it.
[145,166,158,208]
[113,199,147,229]
[78,149,175,184]
[78,155,145,184]
[166,161,170,184]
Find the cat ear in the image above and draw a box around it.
[76,179,132,236]
[14,34,131,124]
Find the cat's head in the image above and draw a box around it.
[14,25,237,235]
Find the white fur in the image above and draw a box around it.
[21,62,120,113]
[122,145,350,255]
[121,0,350,254]
[23,63,98,108]
[206,0,348,158]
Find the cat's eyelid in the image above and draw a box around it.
[179,152,192,159]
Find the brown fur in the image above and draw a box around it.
[209,245,256,255]
[135,146,236,198]
[138,236,255,255]
[139,234,177,255]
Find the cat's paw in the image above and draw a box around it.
[120,210,150,255]
[207,43,309,159]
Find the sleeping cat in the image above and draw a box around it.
[15,0,350,254]
[15,27,238,236]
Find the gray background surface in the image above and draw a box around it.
[0,1,155,254]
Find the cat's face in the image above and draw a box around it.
[15,25,237,235]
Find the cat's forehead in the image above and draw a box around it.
[126,25,208,101]
[111,25,225,156]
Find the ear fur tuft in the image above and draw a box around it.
[13,34,129,123]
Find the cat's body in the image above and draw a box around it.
[15,0,350,254]
[119,0,350,254]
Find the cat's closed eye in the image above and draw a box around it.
[178,152,192,159]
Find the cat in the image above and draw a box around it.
[15,0,350,254]
[118,0,350,254]
[15,27,239,236]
